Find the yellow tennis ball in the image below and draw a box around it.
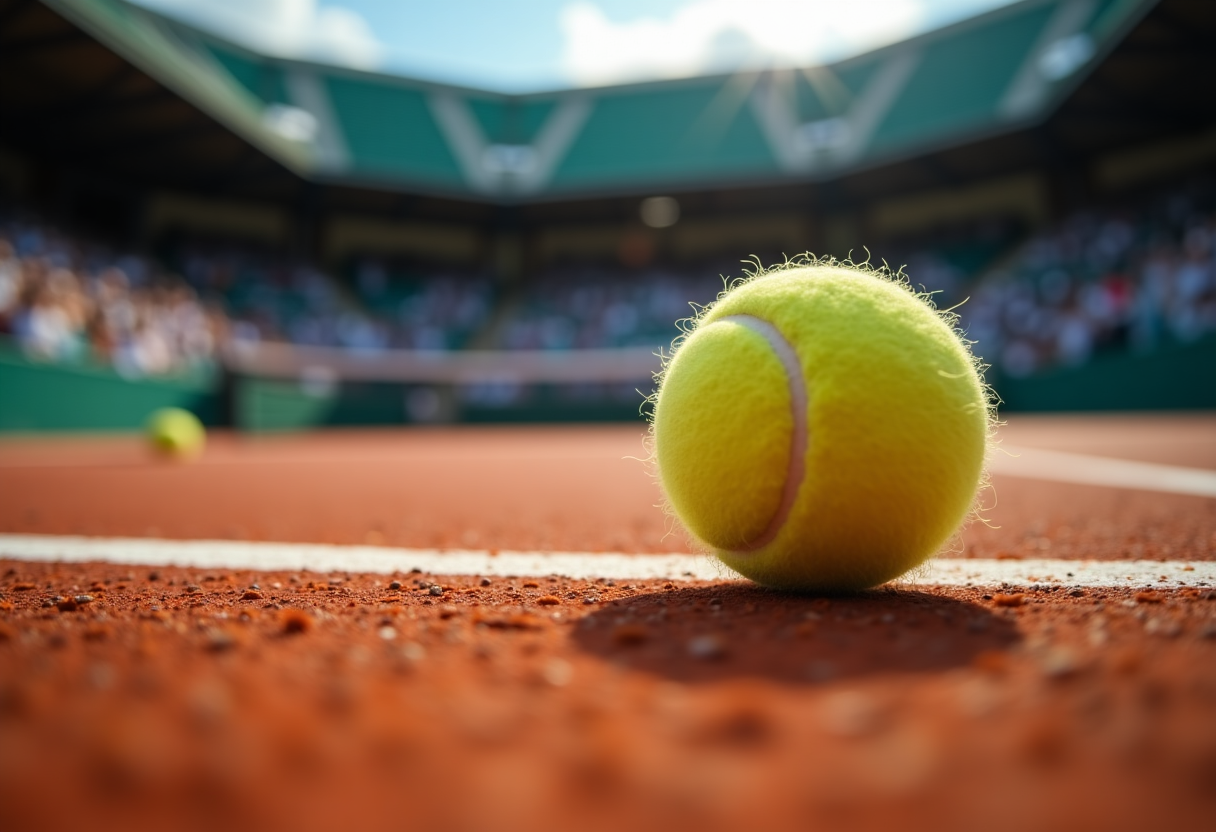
[652,258,990,592]
[146,407,206,459]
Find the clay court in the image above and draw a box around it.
[4,0,1216,829]
[2,414,1214,831]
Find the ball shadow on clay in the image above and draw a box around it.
[571,583,1019,685]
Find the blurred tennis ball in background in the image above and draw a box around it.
[651,257,990,592]
[146,407,206,459]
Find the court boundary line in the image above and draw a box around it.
[992,445,1216,497]
[1,534,1212,589]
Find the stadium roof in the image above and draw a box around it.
[15,0,1166,204]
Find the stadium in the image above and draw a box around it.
[0,0,1214,828]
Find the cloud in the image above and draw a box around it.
[559,0,925,86]
[133,0,383,69]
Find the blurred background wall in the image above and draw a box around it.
[1,0,1213,431]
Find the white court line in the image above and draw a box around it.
[1,534,1212,589]
[992,445,1216,498]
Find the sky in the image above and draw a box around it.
[131,0,1022,92]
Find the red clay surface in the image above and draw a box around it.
[1,414,1215,831]
[1,414,1213,560]
[2,561,1215,832]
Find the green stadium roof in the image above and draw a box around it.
[42,0,1158,203]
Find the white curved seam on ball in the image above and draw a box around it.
[717,314,808,553]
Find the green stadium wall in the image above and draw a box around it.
[993,335,1216,412]
[234,378,399,433]
[0,340,221,432]
[232,377,642,432]
[3,335,1211,434]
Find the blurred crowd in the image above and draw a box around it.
[959,188,1216,377]
[2,180,1213,381]
[489,185,1216,383]
[0,222,496,376]
[353,261,494,351]
[494,263,723,351]
[0,224,225,377]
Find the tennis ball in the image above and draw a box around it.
[651,258,990,592]
[146,407,206,459]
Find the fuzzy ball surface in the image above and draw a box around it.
[146,407,206,459]
[651,261,989,592]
